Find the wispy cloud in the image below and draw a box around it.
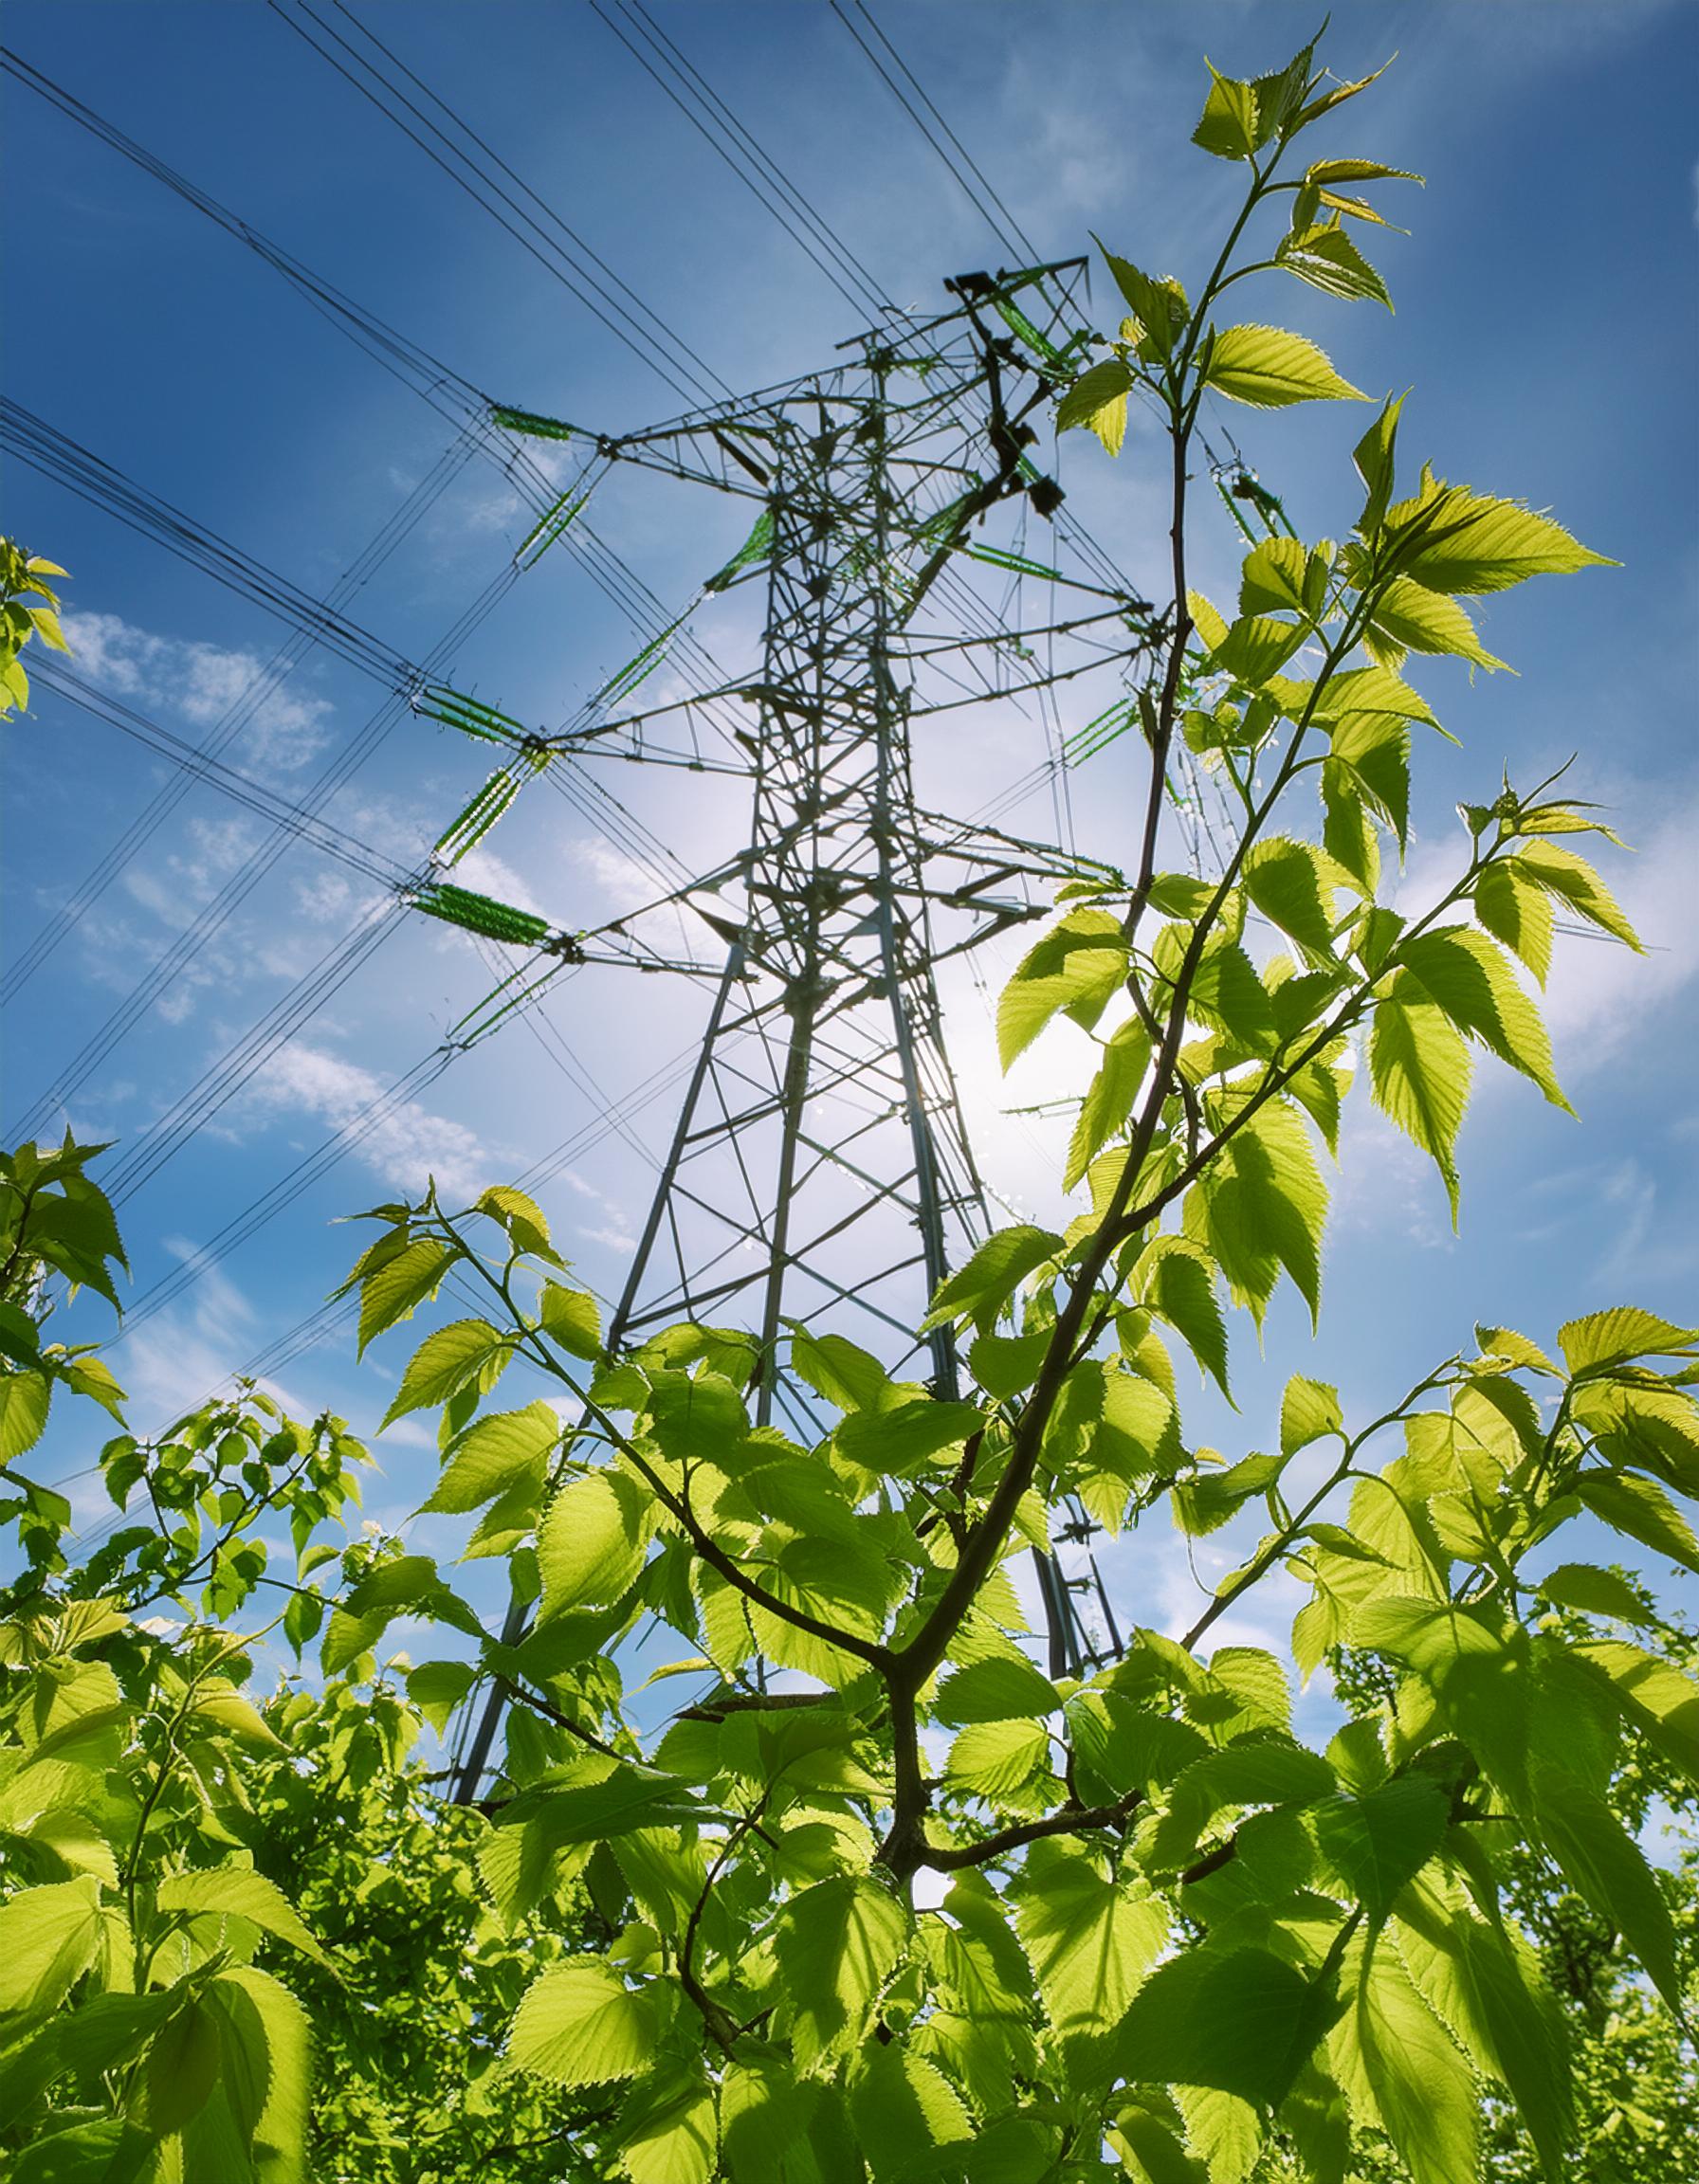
[113,1246,306,1437]
[237,1040,500,1203]
[62,609,333,773]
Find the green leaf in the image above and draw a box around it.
[1186,592,1230,652]
[790,1327,897,1414]
[1065,1018,1151,1192]
[1057,358,1134,453]
[1321,759,1379,894]
[1367,577,1507,669]
[1238,537,1309,617]
[473,1184,560,1264]
[1139,1241,1231,1402]
[1529,1760,1682,2007]
[1575,1468,1699,1574]
[1306,159,1421,187]
[538,1466,653,1614]
[156,1862,333,1970]
[1389,483,1616,594]
[422,1399,558,1514]
[1208,615,1306,688]
[963,2116,1063,2184]
[1119,1946,1331,2108]
[1536,1564,1653,1622]
[850,2044,973,2180]
[193,1680,289,1749]
[1311,1777,1449,1921]
[1276,220,1391,308]
[1356,1596,1534,1805]
[935,1654,1061,1726]
[1172,1451,1287,1538]
[1110,2102,1209,2184]
[1281,1375,1343,1457]
[1368,980,1472,1216]
[1352,1941,1477,2184]
[206,1967,310,2184]
[539,1282,604,1360]
[137,1993,222,2133]
[1167,938,1274,1046]
[1399,927,1566,1109]
[772,1875,908,2068]
[1445,1920,1570,2181]
[721,2046,861,2184]
[1173,2084,1262,2184]
[1474,861,1553,985]
[1575,1636,1699,1786]
[1013,1845,1168,2043]
[506,1957,662,2085]
[1097,246,1190,358]
[419,1406,552,1511]
[407,1658,479,1737]
[997,909,1128,1068]
[1512,842,1641,951]
[1353,394,1403,533]
[0,1875,103,2014]
[1184,1095,1327,1328]
[1203,325,1366,410]
[27,605,71,653]
[323,1557,482,1676]
[836,1397,982,1477]
[922,1226,1063,1337]
[381,1319,507,1426]
[0,1993,174,2129]
[968,1329,1050,1401]
[616,2054,718,2184]
[1310,663,1436,727]
[1243,837,1337,957]
[1152,1741,1335,1870]
[1558,1304,1697,1373]
[945,1717,1053,1801]
[0,1368,50,1462]
[356,1235,457,1354]
[1192,66,1261,160]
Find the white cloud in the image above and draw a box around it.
[576,1222,636,1255]
[571,834,668,916]
[448,846,551,922]
[240,1040,500,1203]
[112,1245,308,1437]
[62,609,333,773]
[1540,792,1699,1074]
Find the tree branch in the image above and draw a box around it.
[917,1790,1142,1873]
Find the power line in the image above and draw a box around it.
[829,0,1043,267]
[5,413,527,1140]
[28,658,414,889]
[266,0,729,408]
[0,399,425,690]
[1,424,478,1003]
[584,0,888,322]
[0,49,751,719]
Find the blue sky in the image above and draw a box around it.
[5,0,1696,1657]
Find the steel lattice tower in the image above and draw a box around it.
[449,264,1157,1795]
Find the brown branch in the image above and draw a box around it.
[495,1676,622,1761]
[1178,1835,1239,1885]
[917,1789,1143,1874]
[448,1252,895,1677]
[679,1689,848,1722]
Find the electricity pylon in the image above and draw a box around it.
[442,263,1160,1796]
